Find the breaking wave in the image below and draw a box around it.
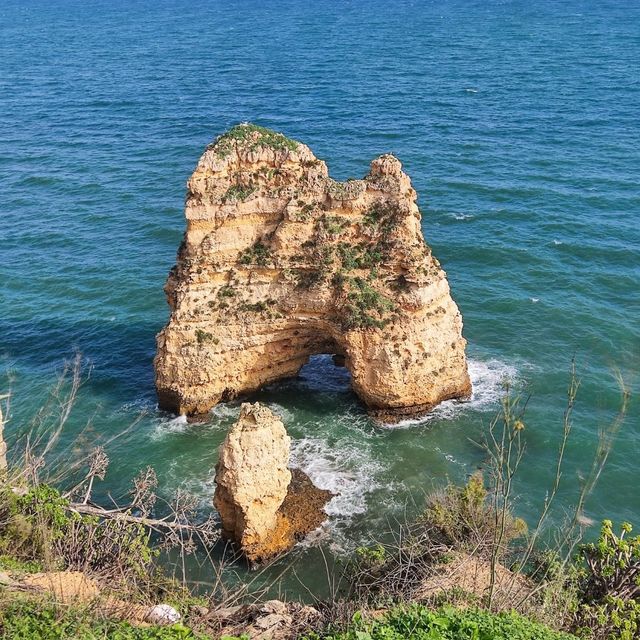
[386,357,520,427]
[290,436,382,521]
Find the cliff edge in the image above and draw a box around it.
[155,124,471,421]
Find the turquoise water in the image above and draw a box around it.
[1,0,638,596]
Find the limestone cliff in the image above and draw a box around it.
[213,403,291,559]
[213,402,332,564]
[155,124,471,420]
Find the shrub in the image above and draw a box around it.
[318,214,349,236]
[0,484,158,585]
[342,277,396,330]
[423,472,527,559]
[361,201,401,236]
[238,241,272,267]
[212,123,298,158]
[217,285,235,299]
[222,184,255,203]
[572,520,640,639]
[308,604,578,640]
[0,484,73,562]
[195,329,218,345]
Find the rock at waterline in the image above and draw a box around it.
[213,402,333,564]
[154,123,471,422]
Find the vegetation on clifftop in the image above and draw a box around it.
[211,123,299,158]
[0,360,635,639]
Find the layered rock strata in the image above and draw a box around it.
[155,124,471,421]
[213,402,332,564]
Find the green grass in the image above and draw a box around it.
[309,605,578,640]
[0,601,207,640]
[0,555,42,573]
[211,123,299,158]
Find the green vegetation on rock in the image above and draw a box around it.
[222,184,256,202]
[211,124,299,158]
[238,241,272,267]
[342,276,396,329]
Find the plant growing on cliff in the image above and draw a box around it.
[238,241,272,267]
[342,277,396,329]
[361,201,401,236]
[571,520,640,639]
[318,214,349,236]
[217,284,236,299]
[336,242,384,272]
[211,123,299,158]
[424,472,527,560]
[222,184,256,203]
[195,329,218,345]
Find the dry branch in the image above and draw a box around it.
[67,502,214,536]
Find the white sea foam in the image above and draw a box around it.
[209,401,242,420]
[452,212,474,220]
[290,436,381,521]
[149,413,189,439]
[162,460,217,511]
[384,357,519,428]
[150,399,293,441]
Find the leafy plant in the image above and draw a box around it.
[0,601,206,639]
[361,201,401,236]
[217,285,235,299]
[319,214,349,236]
[572,521,640,639]
[307,605,577,640]
[342,277,396,329]
[424,472,527,559]
[356,544,387,569]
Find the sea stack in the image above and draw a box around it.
[213,403,332,564]
[155,124,471,421]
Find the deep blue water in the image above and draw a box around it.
[1,0,639,595]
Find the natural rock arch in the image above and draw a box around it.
[154,124,471,421]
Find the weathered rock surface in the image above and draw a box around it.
[155,124,471,421]
[213,402,332,563]
[213,402,291,559]
[205,599,322,640]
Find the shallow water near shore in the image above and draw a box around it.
[1,0,638,598]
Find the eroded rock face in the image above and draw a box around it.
[213,402,332,564]
[213,403,291,559]
[155,124,471,421]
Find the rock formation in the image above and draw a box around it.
[213,402,332,564]
[155,123,471,421]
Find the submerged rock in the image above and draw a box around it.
[155,123,471,421]
[213,402,332,564]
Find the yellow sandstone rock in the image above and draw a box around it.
[213,402,291,558]
[213,402,332,564]
[155,124,471,421]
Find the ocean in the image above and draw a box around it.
[1,0,638,596]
